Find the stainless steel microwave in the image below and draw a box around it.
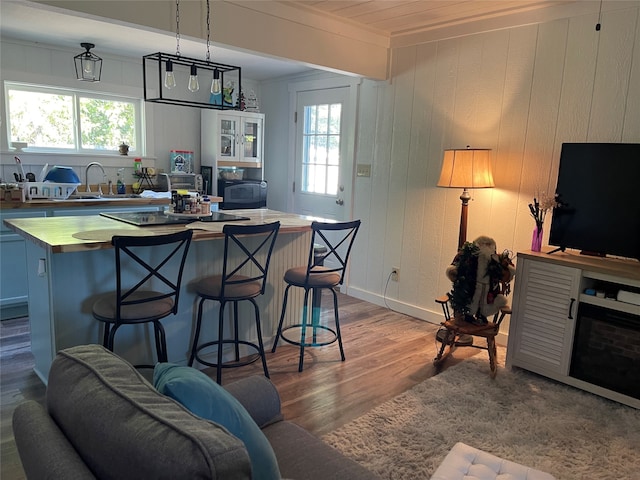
[157,173,203,193]
[218,179,267,209]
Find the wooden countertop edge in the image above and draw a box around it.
[29,227,311,254]
[517,250,640,283]
[4,210,313,254]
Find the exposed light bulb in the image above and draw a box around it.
[188,64,199,92]
[83,57,94,75]
[210,69,221,95]
[164,59,176,89]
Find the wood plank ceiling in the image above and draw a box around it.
[282,1,576,37]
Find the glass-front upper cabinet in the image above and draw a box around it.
[219,117,237,159]
[202,111,264,169]
[241,117,262,163]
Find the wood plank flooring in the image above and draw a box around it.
[1,292,494,479]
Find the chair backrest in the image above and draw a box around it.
[306,220,361,285]
[220,221,281,297]
[112,229,193,320]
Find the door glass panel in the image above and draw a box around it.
[301,103,342,195]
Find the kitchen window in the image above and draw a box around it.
[5,82,143,155]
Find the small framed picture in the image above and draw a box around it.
[201,166,213,195]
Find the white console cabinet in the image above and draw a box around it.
[506,251,640,409]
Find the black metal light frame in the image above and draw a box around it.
[74,42,102,82]
[142,52,242,110]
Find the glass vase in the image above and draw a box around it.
[531,226,543,252]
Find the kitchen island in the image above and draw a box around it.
[4,209,315,382]
[0,196,172,318]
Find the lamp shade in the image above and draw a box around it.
[437,148,494,189]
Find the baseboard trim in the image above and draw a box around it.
[344,286,509,347]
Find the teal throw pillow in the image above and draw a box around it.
[154,363,281,480]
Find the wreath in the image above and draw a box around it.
[448,242,479,316]
[447,240,514,323]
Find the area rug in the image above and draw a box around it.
[322,358,640,480]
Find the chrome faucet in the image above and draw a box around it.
[85,162,107,195]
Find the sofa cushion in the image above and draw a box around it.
[154,363,281,480]
[46,345,251,480]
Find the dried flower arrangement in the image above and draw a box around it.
[528,193,558,232]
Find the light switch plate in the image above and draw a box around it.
[356,163,371,177]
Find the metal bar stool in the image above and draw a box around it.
[92,230,193,368]
[272,220,361,372]
[188,221,280,384]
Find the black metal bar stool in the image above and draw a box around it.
[188,221,280,384]
[272,220,361,372]
[92,230,193,368]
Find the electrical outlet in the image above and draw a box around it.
[391,267,399,281]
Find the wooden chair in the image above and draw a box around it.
[433,288,511,378]
[92,230,193,368]
[188,221,280,384]
[271,220,361,372]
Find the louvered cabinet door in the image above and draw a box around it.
[506,257,581,376]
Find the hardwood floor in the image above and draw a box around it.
[1,317,46,480]
[1,292,491,479]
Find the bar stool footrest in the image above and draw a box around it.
[279,324,339,348]
[192,340,264,369]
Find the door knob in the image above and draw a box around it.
[335,198,344,205]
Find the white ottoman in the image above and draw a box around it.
[430,442,556,480]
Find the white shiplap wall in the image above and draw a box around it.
[262,4,640,329]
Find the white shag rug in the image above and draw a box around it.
[322,358,640,480]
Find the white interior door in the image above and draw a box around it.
[293,87,353,221]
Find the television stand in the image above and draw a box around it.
[506,250,640,409]
[547,246,565,255]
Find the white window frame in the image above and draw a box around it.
[4,81,144,156]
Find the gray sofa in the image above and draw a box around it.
[12,344,378,480]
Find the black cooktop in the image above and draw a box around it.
[100,211,249,226]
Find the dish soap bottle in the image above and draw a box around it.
[117,168,126,194]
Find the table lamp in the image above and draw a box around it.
[437,147,494,250]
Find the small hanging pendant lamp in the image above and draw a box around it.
[74,43,102,82]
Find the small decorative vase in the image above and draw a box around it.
[118,143,129,156]
[531,226,543,252]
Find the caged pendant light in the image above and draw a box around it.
[143,0,242,110]
[74,43,102,82]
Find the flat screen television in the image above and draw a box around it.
[549,142,640,260]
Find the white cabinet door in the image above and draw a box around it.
[507,258,581,375]
[239,115,263,164]
[0,209,47,318]
[218,114,240,162]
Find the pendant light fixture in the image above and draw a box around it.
[143,0,242,110]
[74,43,102,82]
